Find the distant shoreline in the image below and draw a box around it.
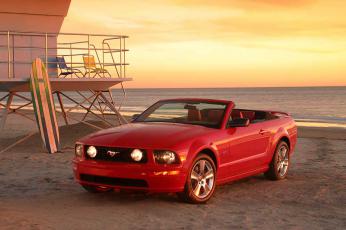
[121,86,346,90]
[1,106,345,130]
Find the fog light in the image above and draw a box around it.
[131,149,143,162]
[75,144,83,157]
[87,146,97,158]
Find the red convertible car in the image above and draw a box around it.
[73,98,297,203]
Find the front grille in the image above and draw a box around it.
[80,174,148,188]
[85,146,147,163]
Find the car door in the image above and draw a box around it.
[222,118,272,178]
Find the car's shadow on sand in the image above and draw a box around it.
[67,189,181,206]
[67,174,274,206]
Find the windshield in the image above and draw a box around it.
[134,100,228,128]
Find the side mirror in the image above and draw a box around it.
[228,118,250,128]
[132,113,140,121]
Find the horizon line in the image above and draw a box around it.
[123,85,346,90]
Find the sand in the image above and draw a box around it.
[0,113,345,229]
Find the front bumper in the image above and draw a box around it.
[73,159,187,193]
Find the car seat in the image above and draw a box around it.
[231,110,243,119]
[187,108,201,121]
[241,111,255,122]
[207,109,223,123]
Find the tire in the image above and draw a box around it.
[265,141,290,180]
[177,154,216,204]
[82,184,113,193]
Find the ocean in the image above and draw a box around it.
[3,86,346,126]
[111,86,346,125]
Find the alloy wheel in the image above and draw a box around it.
[190,159,215,199]
[277,145,289,177]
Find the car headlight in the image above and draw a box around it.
[153,150,179,164]
[87,146,97,158]
[131,149,143,162]
[75,144,83,157]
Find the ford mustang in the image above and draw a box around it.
[73,98,297,203]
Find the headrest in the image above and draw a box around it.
[187,108,201,121]
[207,109,223,123]
[241,111,255,121]
[231,110,243,119]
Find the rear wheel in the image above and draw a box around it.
[265,141,290,180]
[177,154,216,204]
[82,184,113,193]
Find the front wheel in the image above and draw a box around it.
[177,154,216,204]
[265,141,290,180]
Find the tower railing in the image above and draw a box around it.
[0,31,129,79]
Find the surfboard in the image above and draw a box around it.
[29,58,60,153]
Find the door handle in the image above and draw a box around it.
[259,129,269,135]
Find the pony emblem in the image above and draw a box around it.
[107,150,119,157]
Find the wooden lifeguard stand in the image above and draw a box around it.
[0,0,132,152]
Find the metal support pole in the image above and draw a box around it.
[99,92,128,125]
[120,37,122,78]
[82,91,101,121]
[12,33,15,78]
[102,42,105,76]
[7,31,11,78]
[56,92,68,125]
[123,37,126,78]
[57,91,113,126]
[45,33,48,69]
[0,93,14,130]
[87,34,90,78]
[70,43,73,70]
[118,82,127,111]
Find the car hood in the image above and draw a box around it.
[78,122,215,149]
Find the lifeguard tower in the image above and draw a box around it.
[0,0,132,152]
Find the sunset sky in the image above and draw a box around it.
[61,0,346,88]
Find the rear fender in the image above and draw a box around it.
[269,127,290,157]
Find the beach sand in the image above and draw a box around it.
[0,113,345,229]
